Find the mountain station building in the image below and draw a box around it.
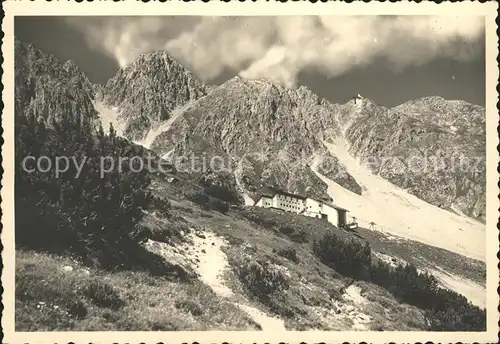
[253,187,348,229]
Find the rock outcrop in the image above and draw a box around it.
[98,51,209,141]
[149,77,361,200]
[343,97,485,221]
[15,40,99,129]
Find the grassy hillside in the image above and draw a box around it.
[15,136,486,331]
[16,250,259,331]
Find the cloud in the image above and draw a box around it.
[66,15,484,87]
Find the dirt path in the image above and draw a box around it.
[194,233,235,298]
[190,232,287,331]
[144,230,287,330]
[235,304,287,331]
[343,285,372,330]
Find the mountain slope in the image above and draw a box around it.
[311,137,485,261]
[15,40,99,129]
[98,51,485,225]
[149,77,362,200]
[341,97,485,222]
[63,59,96,98]
[96,51,485,259]
[98,51,209,141]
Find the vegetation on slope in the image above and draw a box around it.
[234,208,485,331]
[196,207,428,331]
[16,250,259,331]
[16,111,152,269]
[14,109,258,330]
[313,232,485,331]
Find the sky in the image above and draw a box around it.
[15,16,485,107]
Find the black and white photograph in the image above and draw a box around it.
[2,2,499,343]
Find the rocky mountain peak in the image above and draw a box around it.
[15,39,99,130]
[343,95,485,222]
[63,59,96,97]
[62,59,79,74]
[130,50,191,74]
[98,50,209,141]
[392,96,485,137]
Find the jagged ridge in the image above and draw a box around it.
[149,76,362,200]
[98,51,209,141]
[15,40,99,129]
[343,97,485,221]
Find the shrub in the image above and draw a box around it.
[277,225,308,243]
[313,232,371,279]
[202,184,241,205]
[198,173,243,205]
[327,287,344,301]
[369,258,486,331]
[266,291,307,318]
[185,190,210,210]
[81,280,124,310]
[174,299,204,316]
[273,247,299,263]
[426,304,486,331]
[209,197,230,214]
[15,115,152,269]
[236,258,290,302]
[140,220,189,244]
[185,190,229,214]
[150,196,171,216]
[312,231,486,331]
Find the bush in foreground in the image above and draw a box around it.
[81,280,125,310]
[150,195,171,216]
[15,115,153,269]
[273,247,299,263]
[313,232,371,279]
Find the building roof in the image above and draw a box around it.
[253,186,349,212]
[253,187,310,206]
[307,196,332,204]
[255,186,308,200]
[328,203,349,212]
[252,187,274,206]
[306,196,349,212]
[270,187,307,200]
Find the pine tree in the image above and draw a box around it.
[15,109,152,268]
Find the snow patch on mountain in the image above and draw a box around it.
[94,101,126,136]
[430,268,486,308]
[311,137,485,262]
